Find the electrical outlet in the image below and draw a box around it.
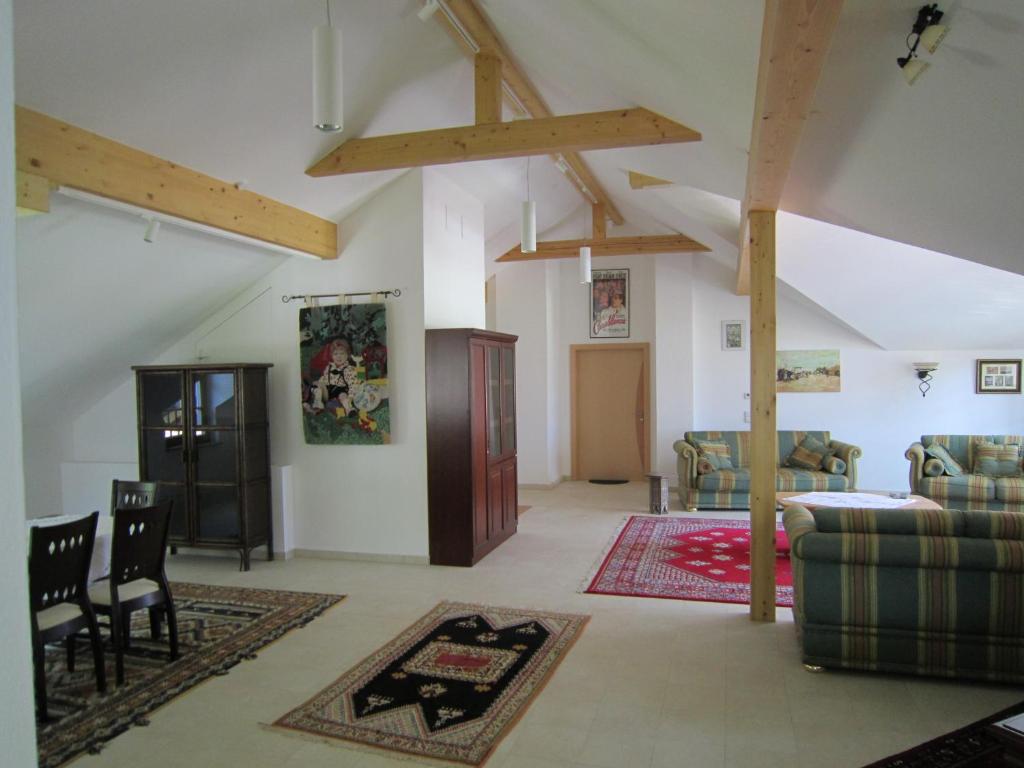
[743,410,750,423]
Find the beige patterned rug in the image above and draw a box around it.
[271,601,588,765]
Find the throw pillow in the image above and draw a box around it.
[922,458,945,477]
[693,440,733,471]
[822,455,846,475]
[786,435,830,471]
[696,458,715,475]
[973,442,1022,477]
[924,443,964,477]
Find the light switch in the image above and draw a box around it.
[743,410,750,423]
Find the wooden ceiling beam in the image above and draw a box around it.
[474,51,502,125]
[431,0,627,226]
[628,170,673,189]
[592,203,606,240]
[498,234,710,262]
[17,106,337,259]
[16,171,52,216]
[306,108,700,177]
[735,0,844,295]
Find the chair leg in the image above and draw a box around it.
[109,606,125,686]
[165,599,179,661]
[121,607,132,650]
[33,638,49,722]
[149,607,162,640]
[84,609,107,694]
[66,633,76,672]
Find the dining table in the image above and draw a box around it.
[26,513,114,583]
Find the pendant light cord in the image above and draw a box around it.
[525,155,531,200]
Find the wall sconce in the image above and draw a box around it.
[913,362,939,397]
[897,4,948,85]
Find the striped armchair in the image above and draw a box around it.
[906,434,1024,513]
[784,505,1024,683]
[672,430,861,511]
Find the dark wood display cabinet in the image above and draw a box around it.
[133,363,273,570]
[426,329,518,566]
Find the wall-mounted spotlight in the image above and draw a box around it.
[417,0,440,22]
[897,4,948,85]
[913,362,939,397]
[143,217,160,244]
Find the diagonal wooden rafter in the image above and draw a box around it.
[735,0,844,295]
[628,170,673,190]
[498,234,709,262]
[17,107,338,259]
[306,108,699,177]
[430,0,626,226]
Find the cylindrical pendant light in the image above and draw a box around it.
[578,245,591,284]
[313,1,343,133]
[521,157,536,253]
[521,201,537,253]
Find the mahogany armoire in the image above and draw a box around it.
[425,329,518,566]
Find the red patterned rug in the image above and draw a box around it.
[583,516,793,607]
[271,601,589,765]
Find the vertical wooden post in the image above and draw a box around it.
[749,210,777,622]
[591,202,606,240]
[474,52,503,125]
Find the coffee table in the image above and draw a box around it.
[776,491,941,511]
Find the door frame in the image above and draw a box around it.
[569,342,651,481]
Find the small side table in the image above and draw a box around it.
[647,474,669,515]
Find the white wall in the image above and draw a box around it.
[692,257,1024,491]
[495,261,560,485]
[0,0,41,757]
[423,170,485,329]
[653,254,695,476]
[60,170,434,558]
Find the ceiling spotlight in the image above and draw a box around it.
[897,4,946,85]
[313,0,343,132]
[417,0,440,22]
[143,217,160,244]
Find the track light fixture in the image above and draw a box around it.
[897,4,947,85]
[417,0,440,22]
[913,362,939,397]
[313,0,343,132]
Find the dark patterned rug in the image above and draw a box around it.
[272,601,589,765]
[38,582,343,767]
[864,700,1024,767]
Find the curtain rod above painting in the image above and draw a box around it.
[281,289,402,304]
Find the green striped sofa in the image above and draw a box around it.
[672,431,861,510]
[784,505,1024,683]
[906,435,1024,513]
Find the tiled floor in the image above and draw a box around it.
[74,482,1022,768]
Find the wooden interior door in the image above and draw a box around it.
[571,344,650,481]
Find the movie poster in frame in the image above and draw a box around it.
[590,269,629,339]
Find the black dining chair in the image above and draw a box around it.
[109,479,158,515]
[28,511,107,721]
[89,500,179,685]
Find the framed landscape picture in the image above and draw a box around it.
[976,359,1022,394]
[776,349,841,393]
[721,320,745,351]
[590,269,629,338]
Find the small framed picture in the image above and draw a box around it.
[977,359,1021,394]
[721,320,745,351]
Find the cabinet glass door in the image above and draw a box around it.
[501,346,515,456]
[190,371,238,483]
[486,345,502,457]
[139,371,187,483]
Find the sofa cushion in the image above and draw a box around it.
[696,458,715,475]
[686,432,749,467]
[776,468,849,492]
[973,442,1021,477]
[822,455,846,475]
[809,507,965,537]
[694,440,733,470]
[922,435,1024,475]
[995,478,1024,504]
[696,468,749,492]
[923,458,945,477]
[924,443,965,476]
[964,510,1024,539]
[785,434,831,471]
[918,474,995,502]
